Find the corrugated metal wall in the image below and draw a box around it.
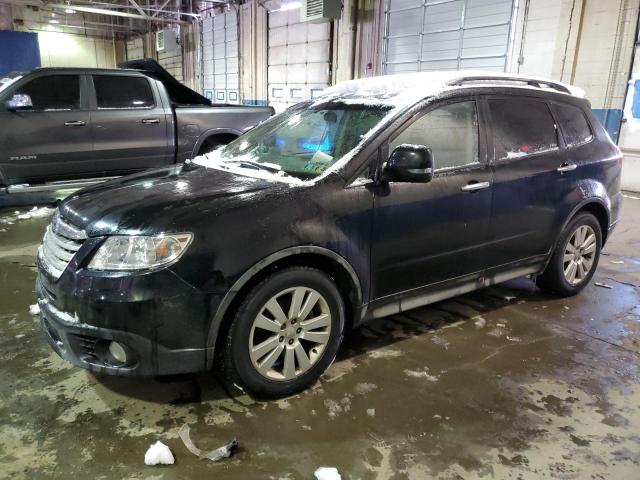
[201,10,240,104]
[383,0,515,74]
[267,8,332,111]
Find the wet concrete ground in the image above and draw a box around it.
[1,197,639,479]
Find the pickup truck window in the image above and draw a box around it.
[93,75,155,109]
[209,103,390,180]
[16,75,80,111]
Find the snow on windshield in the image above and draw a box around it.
[193,149,304,185]
[0,73,23,95]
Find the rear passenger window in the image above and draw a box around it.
[550,103,593,147]
[489,98,558,160]
[17,75,80,110]
[93,75,154,109]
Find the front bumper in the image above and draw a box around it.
[36,266,219,376]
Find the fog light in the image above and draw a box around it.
[108,341,127,364]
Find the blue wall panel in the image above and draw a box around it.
[0,31,41,76]
[592,108,623,143]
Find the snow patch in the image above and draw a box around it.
[29,304,40,316]
[193,148,304,185]
[404,368,439,382]
[144,441,174,466]
[314,467,342,480]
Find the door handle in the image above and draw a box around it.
[461,181,490,192]
[557,163,577,173]
[64,121,86,127]
[141,118,160,124]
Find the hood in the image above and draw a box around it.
[119,58,211,106]
[59,164,283,237]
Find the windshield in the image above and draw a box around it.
[0,72,24,95]
[196,102,391,181]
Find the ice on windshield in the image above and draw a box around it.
[194,104,390,183]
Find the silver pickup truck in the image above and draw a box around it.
[0,59,274,190]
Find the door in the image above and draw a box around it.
[201,10,240,104]
[484,96,574,269]
[0,73,91,183]
[267,7,331,112]
[371,99,492,299]
[90,74,171,174]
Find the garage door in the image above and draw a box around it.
[383,0,515,74]
[201,11,240,104]
[267,9,331,111]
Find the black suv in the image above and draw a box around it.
[36,73,623,397]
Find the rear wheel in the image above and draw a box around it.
[536,212,602,296]
[223,267,345,397]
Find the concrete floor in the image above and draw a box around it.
[1,196,639,480]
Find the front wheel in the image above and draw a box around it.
[536,212,602,296]
[222,267,345,397]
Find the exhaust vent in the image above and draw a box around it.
[300,0,341,23]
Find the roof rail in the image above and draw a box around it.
[446,75,571,94]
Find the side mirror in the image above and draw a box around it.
[6,93,33,111]
[382,144,433,183]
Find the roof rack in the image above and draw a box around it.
[446,75,571,94]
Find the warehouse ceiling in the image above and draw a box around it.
[0,0,232,37]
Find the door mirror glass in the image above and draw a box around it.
[383,144,433,182]
[6,93,32,111]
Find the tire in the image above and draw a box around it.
[222,267,345,398]
[536,212,602,296]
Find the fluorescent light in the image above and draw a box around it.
[65,8,76,13]
[49,19,60,24]
[272,1,301,12]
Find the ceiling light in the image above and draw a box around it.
[49,19,60,24]
[65,8,76,13]
[272,1,301,12]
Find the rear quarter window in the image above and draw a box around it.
[488,98,559,160]
[550,103,593,147]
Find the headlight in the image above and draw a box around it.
[88,233,193,271]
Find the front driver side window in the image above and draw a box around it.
[390,101,479,170]
[16,75,80,111]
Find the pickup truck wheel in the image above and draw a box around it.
[223,267,345,398]
[536,212,602,296]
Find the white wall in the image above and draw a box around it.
[38,31,116,68]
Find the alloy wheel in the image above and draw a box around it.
[563,225,597,285]
[248,286,332,381]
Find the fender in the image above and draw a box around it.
[540,194,611,273]
[191,127,242,158]
[205,245,364,353]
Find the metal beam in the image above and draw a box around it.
[127,0,148,17]
[151,0,171,17]
[44,2,188,23]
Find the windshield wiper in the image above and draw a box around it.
[229,159,285,174]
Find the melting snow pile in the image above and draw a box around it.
[1,207,54,225]
[29,304,40,316]
[144,441,175,466]
[314,467,342,480]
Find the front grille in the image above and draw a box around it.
[39,211,86,280]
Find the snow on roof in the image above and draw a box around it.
[316,70,585,108]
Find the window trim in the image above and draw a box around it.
[548,100,595,150]
[90,73,157,111]
[386,97,485,174]
[484,95,561,163]
[10,73,85,112]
